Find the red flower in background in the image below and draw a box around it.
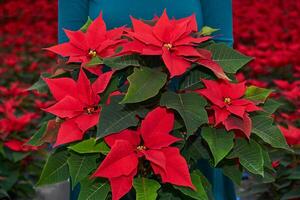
[46,12,125,68]
[4,139,39,152]
[123,10,228,79]
[279,125,300,146]
[43,69,113,146]
[198,80,260,137]
[93,107,194,200]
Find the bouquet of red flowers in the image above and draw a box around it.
[29,11,292,200]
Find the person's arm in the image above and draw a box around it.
[200,0,233,46]
[58,0,89,43]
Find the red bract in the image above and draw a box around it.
[279,125,300,146]
[46,12,125,67]
[123,10,228,79]
[43,69,113,147]
[93,107,194,200]
[4,139,39,152]
[198,80,260,137]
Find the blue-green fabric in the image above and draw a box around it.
[58,1,236,200]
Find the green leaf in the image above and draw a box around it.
[179,68,216,91]
[174,170,210,200]
[103,55,141,70]
[262,98,282,114]
[27,73,50,93]
[252,114,292,152]
[245,86,273,104]
[37,149,69,186]
[229,139,264,176]
[200,26,219,36]
[188,137,210,161]
[80,17,93,32]
[68,152,98,189]
[26,122,47,146]
[97,96,148,138]
[160,92,208,135]
[201,127,234,166]
[121,67,167,104]
[78,178,110,200]
[205,43,253,73]
[86,56,103,66]
[222,164,242,185]
[68,138,110,155]
[133,177,161,200]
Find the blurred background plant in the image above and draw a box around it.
[0,0,299,199]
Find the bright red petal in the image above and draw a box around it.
[104,129,140,148]
[141,107,180,149]
[151,147,195,190]
[173,46,202,57]
[222,81,246,99]
[43,77,77,101]
[143,149,167,172]
[227,105,246,118]
[43,95,83,118]
[45,43,84,57]
[93,140,138,178]
[109,169,136,200]
[92,71,113,94]
[76,69,98,105]
[64,29,88,50]
[212,106,230,125]
[74,112,99,132]
[4,140,23,151]
[162,48,191,77]
[54,119,84,147]
[153,10,172,42]
[86,12,107,49]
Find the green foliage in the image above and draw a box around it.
[97,96,148,138]
[78,178,110,200]
[121,67,167,104]
[27,73,50,93]
[68,138,110,155]
[68,152,98,189]
[37,149,69,186]
[252,114,292,151]
[160,92,208,135]
[80,17,93,32]
[174,170,210,200]
[205,43,253,73]
[26,122,48,146]
[200,26,219,36]
[104,55,142,70]
[201,127,234,166]
[245,86,273,104]
[133,177,161,200]
[229,139,264,176]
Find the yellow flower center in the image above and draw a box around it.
[85,106,99,114]
[163,43,173,50]
[224,97,232,104]
[136,145,147,151]
[88,49,97,57]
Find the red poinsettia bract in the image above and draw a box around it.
[93,107,195,200]
[46,12,125,67]
[279,125,300,146]
[43,69,113,147]
[198,80,261,137]
[123,10,228,79]
[4,139,39,152]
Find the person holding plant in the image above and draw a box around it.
[57,0,236,199]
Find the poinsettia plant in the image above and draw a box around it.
[29,11,294,200]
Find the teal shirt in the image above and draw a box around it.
[58,1,235,200]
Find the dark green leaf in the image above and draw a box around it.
[97,96,148,138]
[229,139,264,176]
[121,67,167,104]
[68,152,98,189]
[27,73,50,93]
[133,177,161,200]
[68,138,110,155]
[37,150,69,186]
[174,170,209,200]
[201,127,234,166]
[252,114,292,152]
[205,43,253,73]
[222,163,242,185]
[103,55,141,70]
[281,188,300,200]
[86,56,103,66]
[78,178,110,200]
[262,98,282,114]
[160,92,208,135]
[26,122,47,146]
[200,26,219,36]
